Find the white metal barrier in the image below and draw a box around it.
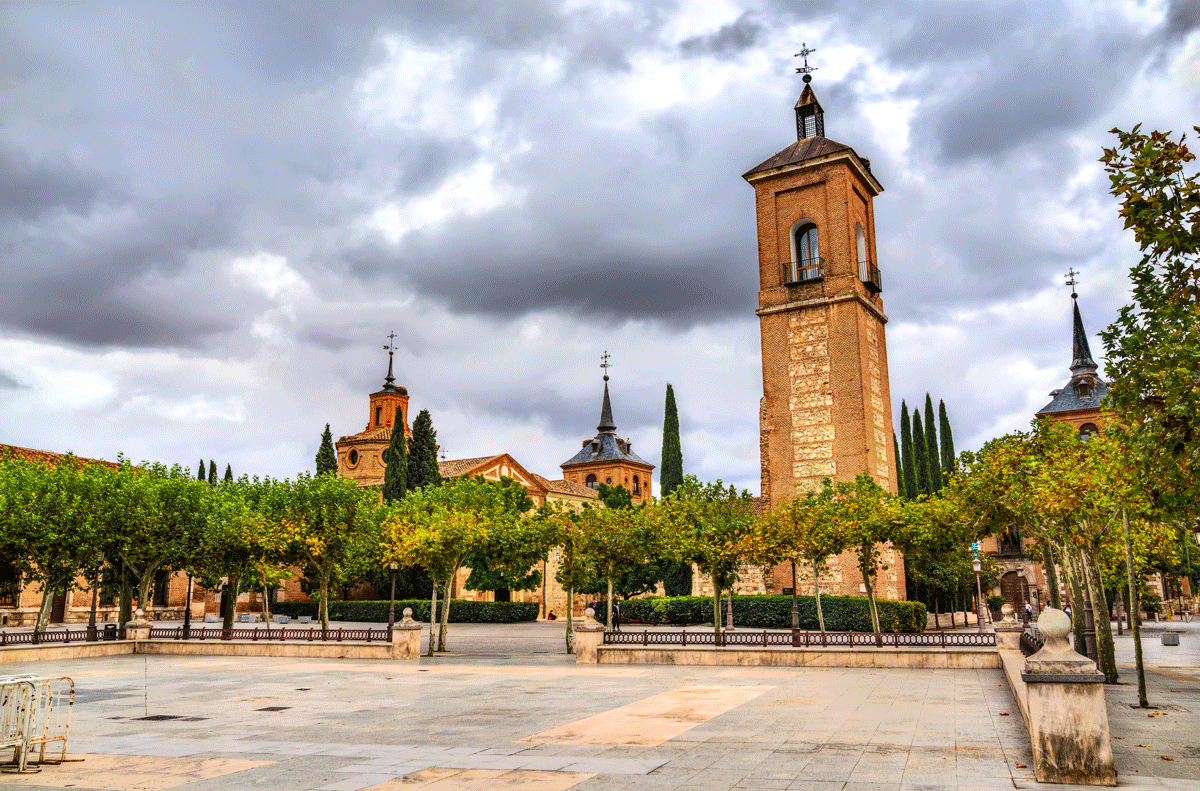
[0,674,74,773]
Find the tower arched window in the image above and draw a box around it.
[856,223,867,280]
[1079,423,1098,441]
[585,474,597,489]
[787,221,821,283]
[632,475,640,495]
[375,406,382,426]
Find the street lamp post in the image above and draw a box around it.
[972,557,985,633]
[387,563,399,632]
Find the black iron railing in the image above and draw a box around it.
[859,261,882,293]
[996,536,1024,557]
[0,628,123,646]
[784,258,824,285]
[146,626,390,642]
[604,629,996,648]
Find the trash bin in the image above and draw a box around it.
[103,623,118,641]
[1161,632,1180,646]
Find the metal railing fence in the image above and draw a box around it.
[147,626,390,642]
[603,629,997,649]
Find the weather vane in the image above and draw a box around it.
[1065,268,1079,299]
[383,331,397,356]
[600,350,612,382]
[795,43,818,83]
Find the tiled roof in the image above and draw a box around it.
[438,455,501,479]
[1035,379,1109,416]
[338,425,412,444]
[532,474,598,499]
[743,137,855,177]
[561,432,653,468]
[0,443,119,469]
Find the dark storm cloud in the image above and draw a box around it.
[0,370,24,389]
[0,148,104,220]
[1164,0,1200,41]
[680,12,763,57]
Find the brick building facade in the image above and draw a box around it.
[743,79,902,600]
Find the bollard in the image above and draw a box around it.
[390,608,423,660]
[1021,608,1116,785]
[573,607,605,664]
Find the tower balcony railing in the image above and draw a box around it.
[859,260,882,293]
[784,257,824,285]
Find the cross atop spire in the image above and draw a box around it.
[794,43,818,83]
[600,350,612,382]
[382,331,398,390]
[793,43,824,141]
[1065,268,1079,299]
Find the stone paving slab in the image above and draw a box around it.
[0,641,1196,791]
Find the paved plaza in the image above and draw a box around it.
[1,620,1198,791]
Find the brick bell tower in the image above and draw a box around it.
[743,57,898,514]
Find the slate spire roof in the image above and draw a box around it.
[1070,298,1098,377]
[598,382,616,434]
[560,378,653,469]
[1036,294,1108,416]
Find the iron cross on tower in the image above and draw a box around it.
[1065,268,1080,299]
[795,43,818,83]
[383,331,397,356]
[600,351,612,382]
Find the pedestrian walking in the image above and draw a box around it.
[613,600,622,631]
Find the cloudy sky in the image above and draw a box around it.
[1,0,1197,494]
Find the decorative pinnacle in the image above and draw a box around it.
[382,331,397,388]
[1065,268,1079,299]
[795,43,818,84]
[600,350,612,382]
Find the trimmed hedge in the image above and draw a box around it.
[272,599,539,624]
[609,594,926,633]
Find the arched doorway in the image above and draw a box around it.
[1000,572,1029,610]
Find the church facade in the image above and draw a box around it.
[744,76,903,600]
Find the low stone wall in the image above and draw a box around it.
[594,645,1001,669]
[137,640,398,660]
[0,640,136,663]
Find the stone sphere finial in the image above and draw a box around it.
[402,607,413,618]
[585,607,595,618]
[134,608,144,619]
[1038,607,1071,640]
[1001,603,1014,617]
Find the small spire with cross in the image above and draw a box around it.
[795,43,818,84]
[439,447,447,462]
[600,350,612,382]
[1065,268,1079,299]
[382,331,397,388]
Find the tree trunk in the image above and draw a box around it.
[427,582,438,657]
[438,573,451,651]
[1061,543,1086,654]
[790,561,799,630]
[317,567,331,635]
[862,566,882,646]
[223,573,241,631]
[1123,509,1148,708]
[566,586,575,654]
[1084,544,1118,683]
[35,583,57,635]
[1040,536,1062,609]
[606,574,614,631]
[713,584,722,645]
[262,586,272,625]
[812,560,826,635]
[118,568,134,628]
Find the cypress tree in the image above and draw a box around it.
[224,464,233,483]
[197,460,206,482]
[939,400,956,473]
[924,394,941,492]
[315,423,338,476]
[382,406,408,503]
[893,431,906,499]
[660,384,683,498]
[407,409,443,491]
[912,410,930,496]
[208,460,218,486]
[899,401,917,499]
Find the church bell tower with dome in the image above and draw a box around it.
[744,49,899,523]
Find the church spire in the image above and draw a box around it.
[794,43,823,140]
[1065,269,1098,378]
[598,351,616,433]
[382,331,398,391]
